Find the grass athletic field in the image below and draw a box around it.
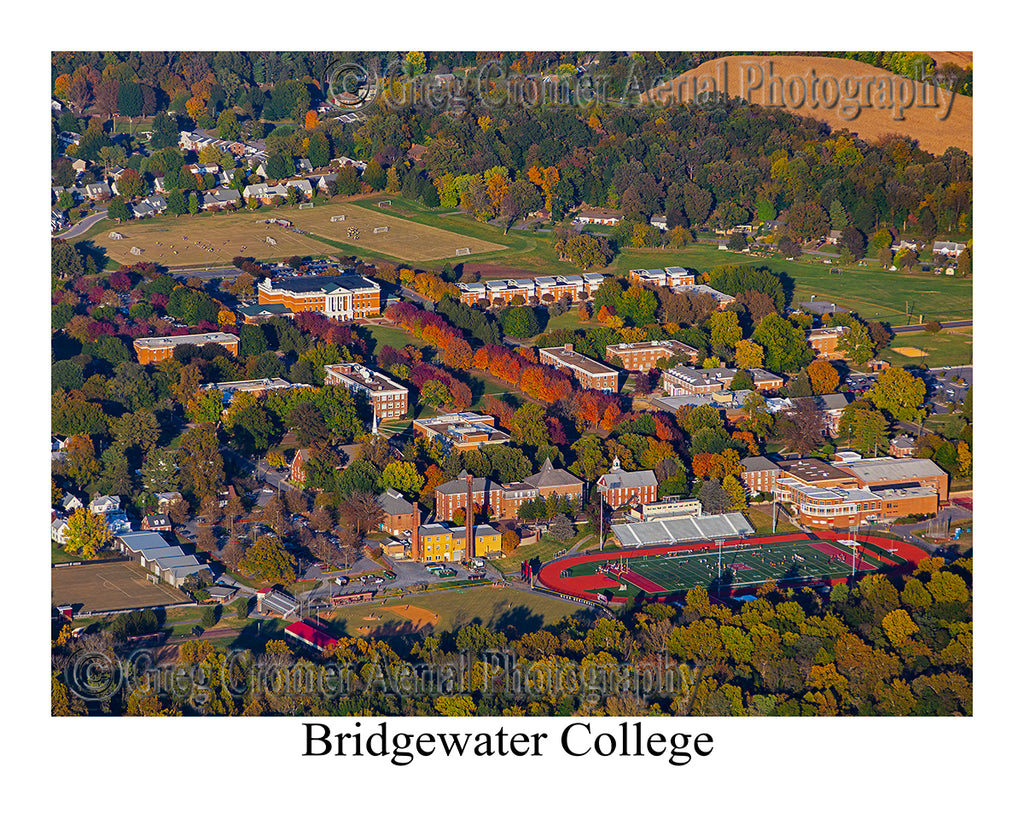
[287,202,507,261]
[537,532,929,604]
[89,198,506,268]
[52,560,189,613]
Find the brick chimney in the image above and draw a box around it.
[465,473,474,560]
[411,501,421,561]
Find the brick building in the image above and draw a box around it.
[663,366,736,396]
[377,488,418,536]
[739,454,947,528]
[323,362,408,422]
[539,344,619,393]
[134,332,240,365]
[627,267,696,288]
[596,458,658,509]
[605,339,700,371]
[257,273,381,320]
[434,472,503,523]
[412,412,510,453]
[807,326,849,359]
[523,458,584,502]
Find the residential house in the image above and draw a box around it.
[572,207,622,226]
[200,188,241,210]
[889,435,916,458]
[141,514,172,532]
[649,214,668,231]
[933,241,967,257]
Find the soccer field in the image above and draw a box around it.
[540,533,903,603]
[596,539,883,595]
[52,560,189,613]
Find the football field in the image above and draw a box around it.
[539,533,905,603]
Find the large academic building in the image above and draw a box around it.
[256,273,381,320]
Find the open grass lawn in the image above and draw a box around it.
[539,309,602,337]
[744,506,802,536]
[628,243,973,327]
[287,201,507,262]
[365,322,434,355]
[490,526,594,575]
[354,197,577,277]
[326,585,589,639]
[884,328,973,368]
[86,208,339,268]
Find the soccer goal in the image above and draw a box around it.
[377,200,392,207]
[299,202,314,210]
[455,247,471,256]
[373,226,389,234]
[330,215,346,222]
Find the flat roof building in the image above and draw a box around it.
[412,412,511,453]
[323,362,409,422]
[539,344,619,393]
[134,332,240,365]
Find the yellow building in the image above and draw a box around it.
[413,523,502,561]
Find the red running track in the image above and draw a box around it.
[538,533,814,603]
[537,531,930,603]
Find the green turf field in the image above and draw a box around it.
[568,539,883,595]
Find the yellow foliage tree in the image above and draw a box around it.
[217,309,235,326]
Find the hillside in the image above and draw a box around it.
[649,54,971,156]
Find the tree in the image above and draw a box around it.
[381,461,424,496]
[837,321,876,366]
[697,479,730,514]
[709,310,742,348]
[240,535,296,584]
[868,368,927,423]
[501,306,540,339]
[752,314,814,374]
[107,196,130,222]
[178,425,225,500]
[780,399,825,454]
[337,490,384,534]
[63,508,111,559]
[807,360,840,395]
[549,513,575,542]
[501,529,521,553]
[734,339,765,370]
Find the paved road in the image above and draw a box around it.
[55,209,107,239]
[169,265,244,281]
[892,320,972,334]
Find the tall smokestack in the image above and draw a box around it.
[465,473,474,560]
[412,501,421,561]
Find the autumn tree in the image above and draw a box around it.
[807,360,840,395]
[239,535,296,584]
[868,368,927,423]
[64,508,112,559]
